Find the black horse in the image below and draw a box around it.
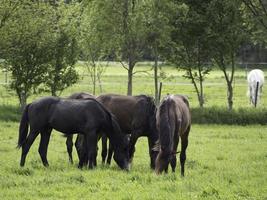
[66,92,95,164]
[154,95,191,176]
[17,96,130,170]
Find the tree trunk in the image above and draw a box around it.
[19,91,27,111]
[93,63,96,95]
[227,51,235,110]
[222,68,233,110]
[97,73,103,93]
[198,67,204,108]
[127,65,133,96]
[227,81,233,110]
[154,47,159,105]
[188,69,203,107]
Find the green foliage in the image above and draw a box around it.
[192,107,267,124]
[242,0,267,44]
[0,1,55,107]
[45,1,80,96]
[166,0,213,107]
[0,105,20,122]
[207,0,249,110]
[0,1,80,105]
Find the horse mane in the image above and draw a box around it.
[89,98,125,148]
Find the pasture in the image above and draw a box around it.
[1,62,267,107]
[0,122,266,199]
[0,63,267,199]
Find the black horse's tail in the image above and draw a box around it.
[17,104,30,148]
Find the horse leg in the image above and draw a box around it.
[75,134,83,167]
[164,165,169,173]
[148,136,158,169]
[101,134,108,164]
[129,133,139,163]
[170,129,179,172]
[38,128,52,167]
[170,138,179,173]
[85,130,97,169]
[20,129,39,167]
[77,135,87,168]
[106,141,113,165]
[180,127,190,176]
[66,135,73,164]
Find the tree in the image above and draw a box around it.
[100,0,148,95]
[45,1,79,96]
[79,1,111,95]
[242,0,267,30]
[1,1,55,108]
[242,0,267,44]
[168,0,212,107]
[144,0,173,104]
[0,0,20,29]
[207,0,248,110]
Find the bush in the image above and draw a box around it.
[1,104,267,125]
[0,105,20,122]
[191,107,267,125]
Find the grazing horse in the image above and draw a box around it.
[74,94,159,169]
[96,94,158,169]
[17,96,130,170]
[247,69,264,106]
[155,95,191,176]
[66,92,95,164]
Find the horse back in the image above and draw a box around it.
[28,97,107,134]
[247,69,265,84]
[172,95,191,136]
[97,94,154,133]
[68,92,95,100]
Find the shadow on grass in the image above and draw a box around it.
[0,105,21,122]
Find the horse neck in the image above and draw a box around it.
[105,116,124,149]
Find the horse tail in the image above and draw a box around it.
[159,97,175,147]
[17,104,31,148]
[155,97,175,173]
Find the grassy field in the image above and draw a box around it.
[0,63,266,199]
[0,122,266,199]
[0,62,267,108]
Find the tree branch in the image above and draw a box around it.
[119,60,129,71]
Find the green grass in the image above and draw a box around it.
[0,122,266,199]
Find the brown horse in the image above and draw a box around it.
[155,95,191,176]
[97,94,158,169]
[67,93,158,169]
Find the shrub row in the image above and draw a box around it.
[1,105,267,125]
[191,107,267,125]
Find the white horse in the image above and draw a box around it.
[247,69,265,106]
